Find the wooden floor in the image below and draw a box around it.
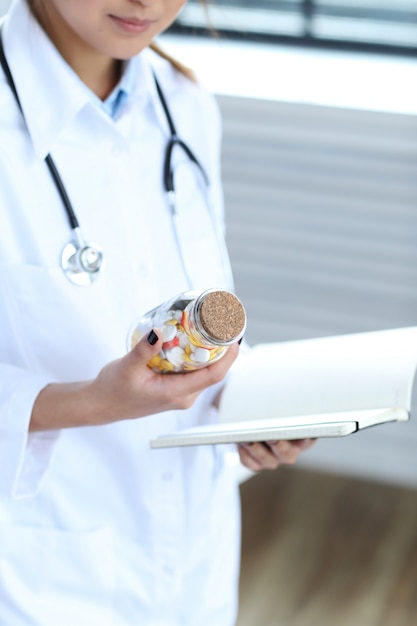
[236,467,417,626]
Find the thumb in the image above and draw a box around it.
[129,328,163,366]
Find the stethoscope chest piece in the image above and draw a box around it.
[0,29,215,288]
[61,230,104,286]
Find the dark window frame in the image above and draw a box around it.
[169,0,417,58]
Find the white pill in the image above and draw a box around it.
[178,332,190,349]
[162,324,177,342]
[194,347,211,363]
[165,346,185,366]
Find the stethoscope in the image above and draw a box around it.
[0,29,211,287]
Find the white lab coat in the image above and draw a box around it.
[0,1,241,624]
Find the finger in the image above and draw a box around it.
[239,442,281,470]
[128,328,163,366]
[136,339,240,412]
[266,439,313,465]
[163,342,240,395]
[237,444,264,472]
[95,330,237,420]
[295,438,316,450]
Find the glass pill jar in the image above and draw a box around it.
[127,288,246,373]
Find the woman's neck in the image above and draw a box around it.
[30,1,122,99]
[68,53,123,101]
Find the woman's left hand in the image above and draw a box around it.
[237,438,316,472]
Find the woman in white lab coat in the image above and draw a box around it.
[0,1,314,624]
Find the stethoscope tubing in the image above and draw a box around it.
[0,28,80,232]
[152,72,209,198]
[0,27,232,290]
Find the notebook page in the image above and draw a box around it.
[219,326,417,424]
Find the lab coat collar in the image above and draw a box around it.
[2,0,166,159]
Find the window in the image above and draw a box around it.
[171,0,417,56]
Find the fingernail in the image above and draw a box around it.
[238,337,243,345]
[147,330,158,346]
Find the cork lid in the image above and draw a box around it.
[199,290,246,342]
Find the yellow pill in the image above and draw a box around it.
[130,328,142,348]
[148,355,162,368]
[208,347,223,361]
[183,362,197,371]
[188,335,204,348]
[159,359,175,372]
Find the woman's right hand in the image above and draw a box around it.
[30,329,239,432]
[92,328,239,424]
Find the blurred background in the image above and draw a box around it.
[1,1,417,624]
[174,0,417,53]
[163,3,417,624]
[160,0,417,490]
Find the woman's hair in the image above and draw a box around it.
[149,41,196,83]
[150,0,212,83]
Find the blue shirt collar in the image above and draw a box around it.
[101,59,137,119]
[3,0,175,157]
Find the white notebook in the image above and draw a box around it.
[150,326,417,449]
